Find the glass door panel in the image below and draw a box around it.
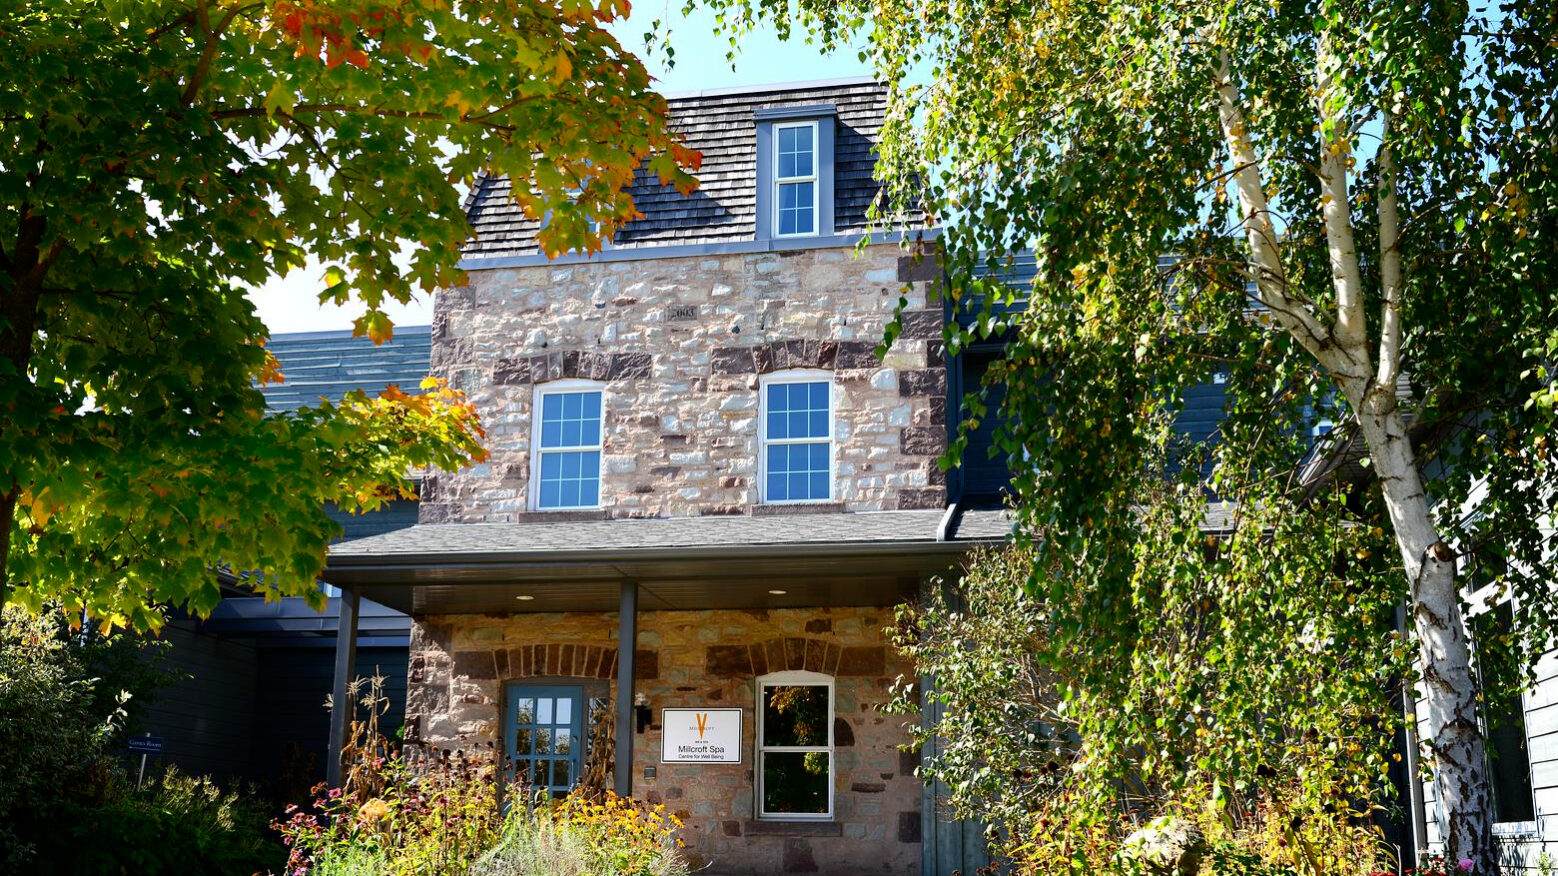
[505,684,585,798]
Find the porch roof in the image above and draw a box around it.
[323,507,1012,614]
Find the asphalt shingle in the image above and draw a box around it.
[330,508,1009,560]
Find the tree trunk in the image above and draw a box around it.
[1355,387,1494,872]
[1,213,48,595]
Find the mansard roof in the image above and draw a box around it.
[461,78,899,260]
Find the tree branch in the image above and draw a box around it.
[1376,106,1404,392]
[1315,32,1369,377]
[1212,50,1336,366]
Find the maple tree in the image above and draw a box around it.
[698,0,1557,871]
[1,0,699,630]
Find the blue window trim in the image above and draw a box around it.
[758,369,834,504]
[530,379,605,511]
[755,109,835,241]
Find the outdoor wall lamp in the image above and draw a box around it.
[634,692,652,734]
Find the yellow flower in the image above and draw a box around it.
[359,798,392,822]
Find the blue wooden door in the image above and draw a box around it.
[505,684,585,797]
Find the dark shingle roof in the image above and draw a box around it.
[462,79,897,259]
[262,327,433,412]
[329,508,1009,561]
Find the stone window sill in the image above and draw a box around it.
[747,502,846,517]
[743,821,843,837]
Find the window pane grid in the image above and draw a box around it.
[536,389,602,509]
[774,123,817,236]
[762,380,830,502]
[758,680,833,819]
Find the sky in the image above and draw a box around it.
[247,5,873,336]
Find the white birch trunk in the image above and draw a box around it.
[1215,45,1497,872]
[1354,388,1495,872]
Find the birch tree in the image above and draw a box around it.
[696,0,1558,870]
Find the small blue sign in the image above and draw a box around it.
[127,735,164,755]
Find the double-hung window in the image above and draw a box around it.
[774,122,818,237]
[757,671,834,820]
[533,382,603,510]
[760,372,832,503]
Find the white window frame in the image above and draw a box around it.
[755,670,835,821]
[758,369,834,504]
[529,379,605,511]
[772,121,820,238]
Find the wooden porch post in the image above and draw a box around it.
[614,581,638,798]
[327,586,360,789]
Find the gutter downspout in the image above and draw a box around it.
[936,500,961,543]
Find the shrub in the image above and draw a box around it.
[41,766,275,876]
[471,793,688,876]
[277,676,689,876]
[892,549,1394,876]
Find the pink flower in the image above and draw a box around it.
[1458,859,1474,872]
[328,787,343,799]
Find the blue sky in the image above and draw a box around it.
[248,7,872,335]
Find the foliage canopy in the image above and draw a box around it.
[697,0,1558,868]
[1,1,699,629]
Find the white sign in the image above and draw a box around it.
[661,708,743,763]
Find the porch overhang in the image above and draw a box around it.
[321,508,1012,614]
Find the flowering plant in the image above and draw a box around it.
[1370,853,1476,875]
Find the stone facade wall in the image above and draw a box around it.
[407,607,922,876]
[422,243,947,522]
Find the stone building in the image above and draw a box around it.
[322,79,1006,876]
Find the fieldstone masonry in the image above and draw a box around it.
[408,607,923,875]
[422,243,947,522]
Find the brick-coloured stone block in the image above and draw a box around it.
[897,488,946,511]
[722,820,742,837]
[897,810,922,843]
[899,746,920,776]
[610,352,653,380]
[834,717,856,747]
[492,356,532,385]
[898,308,943,340]
[897,254,941,283]
[706,645,752,677]
[782,839,819,872]
[851,782,887,793]
[898,368,945,397]
[804,618,833,634]
[765,639,787,676]
[900,426,946,456]
[832,341,879,369]
[803,638,825,672]
[452,650,496,680]
[785,637,807,671]
[837,645,886,677]
[711,347,756,374]
[634,648,659,680]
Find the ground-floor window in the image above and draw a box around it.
[1472,602,1536,827]
[757,670,834,820]
[505,684,584,798]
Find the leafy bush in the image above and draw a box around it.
[277,677,688,876]
[472,793,687,876]
[1,605,276,875]
[891,549,1393,876]
[42,766,275,876]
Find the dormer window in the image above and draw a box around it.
[754,105,836,241]
[774,122,818,237]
